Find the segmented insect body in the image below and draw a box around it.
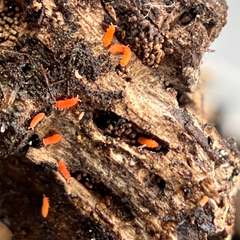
[42,194,49,218]
[43,134,61,145]
[55,97,79,109]
[59,160,71,180]
[29,112,45,129]
[103,24,116,47]
[138,136,159,148]
[110,44,124,54]
[121,46,132,66]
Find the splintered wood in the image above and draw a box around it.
[0,0,237,240]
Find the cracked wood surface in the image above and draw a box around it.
[0,0,239,240]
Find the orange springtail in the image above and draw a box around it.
[199,196,209,207]
[29,112,45,129]
[55,97,79,109]
[110,44,124,54]
[103,24,116,47]
[121,46,132,66]
[138,137,159,148]
[58,160,71,180]
[42,194,49,218]
[43,134,61,146]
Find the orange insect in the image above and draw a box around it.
[121,46,132,66]
[199,196,209,207]
[103,24,116,47]
[43,134,61,146]
[55,97,79,109]
[110,44,124,54]
[59,160,71,180]
[42,194,49,218]
[29,112,45,129]
[138,137,159,148]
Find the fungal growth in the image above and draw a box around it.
[143,1,176,18]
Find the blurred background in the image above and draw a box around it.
[202,0,240,144]
[202,0,240,239]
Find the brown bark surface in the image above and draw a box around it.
[0,0,239,240]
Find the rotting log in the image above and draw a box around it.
[0,0,239,240]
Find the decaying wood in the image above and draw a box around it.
[0,0,239,240]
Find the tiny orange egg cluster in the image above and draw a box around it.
[103,25,132,66]
[138,137,159,148]
[59,160,71,180]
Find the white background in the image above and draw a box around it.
[202,0,240,142]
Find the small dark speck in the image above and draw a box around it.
[125,77,131,82]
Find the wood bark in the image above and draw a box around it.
[0,0,239,240]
